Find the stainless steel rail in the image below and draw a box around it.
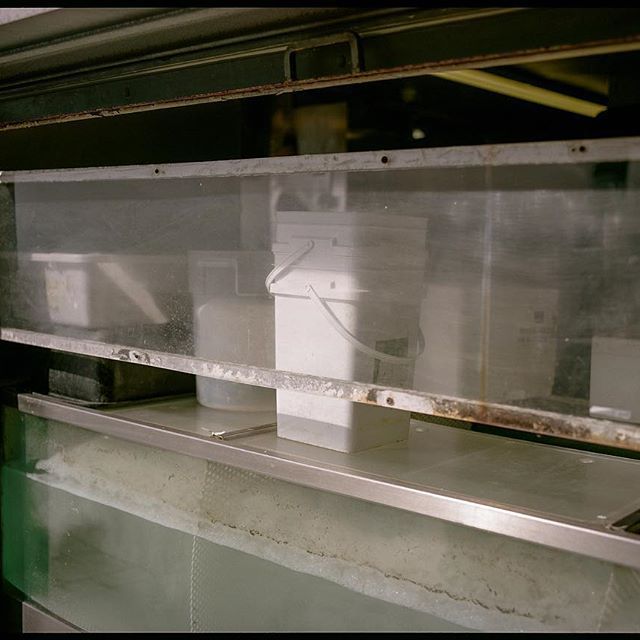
[17,392,640,571]
[5,328,640,454]
[3,135,640,182]
[3,136,640,451]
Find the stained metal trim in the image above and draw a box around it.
[2,134,640,183]
[4,328,640,454]
[16,392,640,571]
[2,7,640,130]
[284,32,361,81]
[22,601,82,633]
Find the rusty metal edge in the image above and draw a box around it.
[0,8,521,98]
[2,30,640,132]
[16,391,640,573]
[3,135,640,183]
[3,327,639,453]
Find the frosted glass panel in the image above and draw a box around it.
[1,142,640,430]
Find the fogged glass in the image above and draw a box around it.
[3,406,640,632]
[1,148,639,425]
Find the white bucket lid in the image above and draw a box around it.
[269,239,425,302]
[272,238,426,271]
[275,210,428,231]
[269,267,425,303]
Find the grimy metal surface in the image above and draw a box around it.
[22,601,81,633]
[2,7,640,129]
[3,134,640,183]
[17,392,640,571]
[5,328,640,454]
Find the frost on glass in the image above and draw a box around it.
[1,148,639,427]
[2,411,640,632]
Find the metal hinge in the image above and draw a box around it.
[284,32,361,82]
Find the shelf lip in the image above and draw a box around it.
[2,135,640,183]
[22,601,82,633]
[3,326,640,454]
[16,391,640,571]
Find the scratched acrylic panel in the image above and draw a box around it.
[1,142,640,425]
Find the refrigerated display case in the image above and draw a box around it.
[1,6,640,633]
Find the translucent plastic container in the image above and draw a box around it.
[189,251,276,411]
[590,336,640,423]
[1,251,55,327]
[414,281,559,404]
[26,252,187,329]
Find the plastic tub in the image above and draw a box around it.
[26,252,187,329]
[189,251,276,411]
[0,251,49,328]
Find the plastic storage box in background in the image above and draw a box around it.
[26,252,187,329]
[189,250,276,411]
[590,336,640,423]
[0,251,49,328]
[268,211,428,453]
[414,281,559,404]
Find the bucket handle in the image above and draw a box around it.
[266,241,425,365]
[306,283,424,365]
[264,240,315,293]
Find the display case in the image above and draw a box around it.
[2,139,640,452]
[2,6,640,634]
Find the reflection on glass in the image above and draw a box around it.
[190,250,275,411]
[1,144,639,432]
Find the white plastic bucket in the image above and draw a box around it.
[275,210,429,249]
[26,252,186,329]
[268,230,427,452]
[190,250,276,411]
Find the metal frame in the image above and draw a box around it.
[3,134,640,183]
[17,392,640,572]
[4,328,640,455]
[284,32,362,81]
[2,7,640,129]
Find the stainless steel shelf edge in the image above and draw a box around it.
[2,135,640,183]
[22,601,82,633]
[2,329,635,452]
[16,392,640,571]
[3,328,639,453]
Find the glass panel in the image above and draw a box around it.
[3,407,640,632]
[1,141,639,442]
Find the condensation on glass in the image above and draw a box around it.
[3,407,640,632]
[1,139,640,432]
